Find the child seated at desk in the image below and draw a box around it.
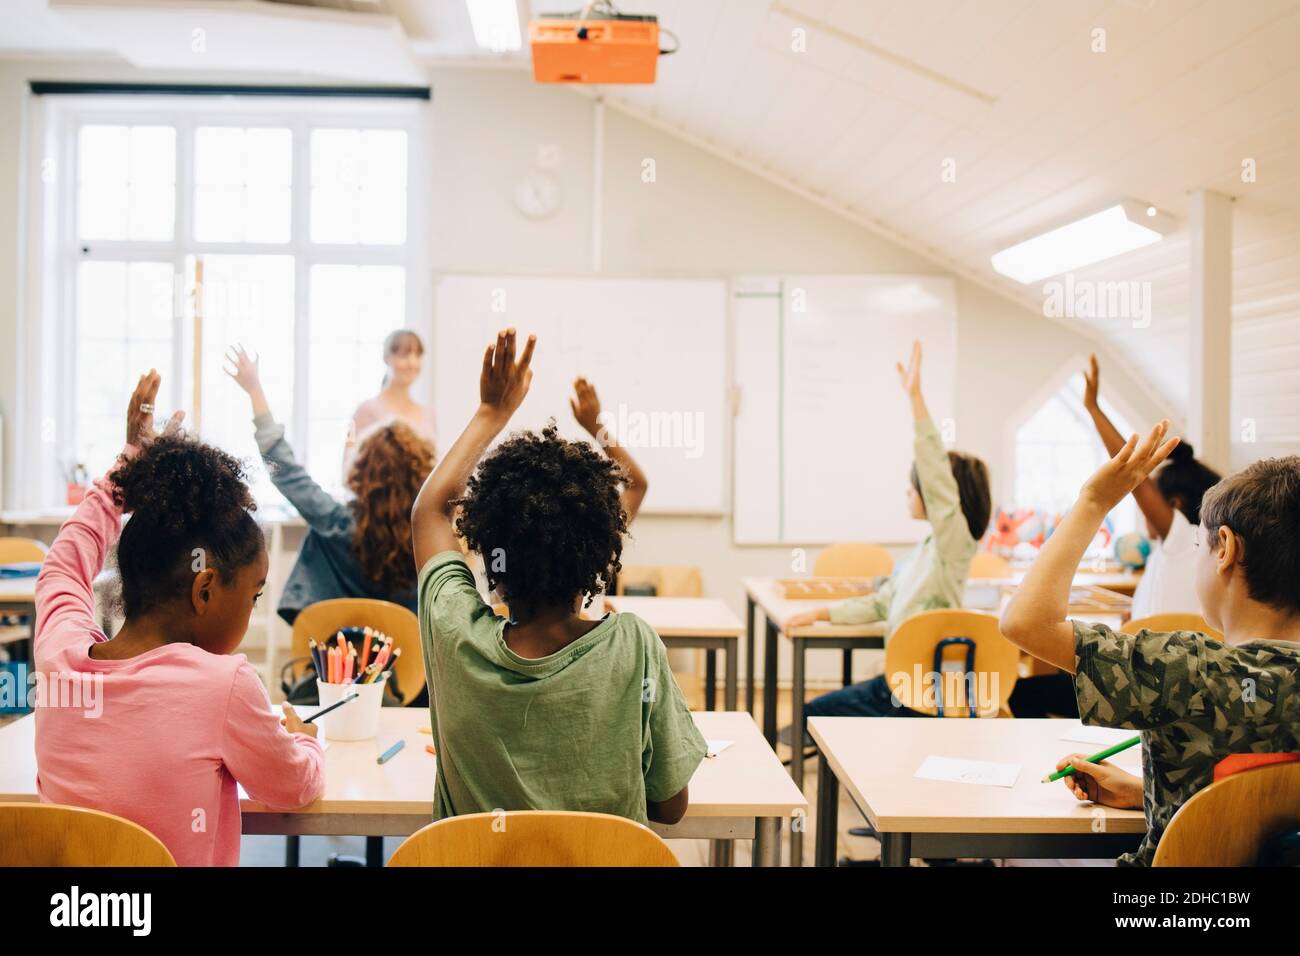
[225,346,436,625]
[410,329,706,826]
[1001,426,1300,866]
[34,371,323,867]
[781,341,991,735]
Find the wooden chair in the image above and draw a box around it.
[813,543,893,578]
[1123,613,1224,641]
[969,552,1011,578]
[386,810,680,867]
[883,610,1020,717]
[291,598,424,706]
[1153,759,1300,866]
[810,546,893,686]
[0,803,176,866]
[0,538,46,564]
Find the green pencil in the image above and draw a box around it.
[1042,734,1141,782]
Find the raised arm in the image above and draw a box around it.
[224,346,343,526]
[896,339,931,425]
[571,377,649,523]
[897,340,975,558]
[411,329,535,570]
[35,372,180,651]
[1000,421,1179,671]
[1082,354,1175,539]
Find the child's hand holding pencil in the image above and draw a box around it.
[1051,751,1143,809]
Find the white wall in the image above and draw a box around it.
[0,59,1170,687]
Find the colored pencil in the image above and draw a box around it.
[360,627,373,672]
[1042,735,1141,782]
[303,692,359,724]
[377,739,405,764]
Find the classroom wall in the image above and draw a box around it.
[0,59,1171,687]
[422,67,1170,685]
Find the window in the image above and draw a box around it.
[35,97,426,508]
[1013,375,1138,554]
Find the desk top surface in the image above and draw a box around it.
[807,716,1147,834]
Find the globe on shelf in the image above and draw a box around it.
[1113,532,1152,571]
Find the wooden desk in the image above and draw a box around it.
[0,576,36,613]
[607,596,741,711]
[808,716,1147,866]
[0,708,804,867]
[0,577,37,661]
[1003,568,1144,597]
[742,576,886,866]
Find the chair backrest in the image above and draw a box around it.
[1153,760,1300,866]
[616,565,703,597]
[813,543,894,578]
[1123,613,1224,641]
[0,803,176,866]
[0,537,46,564]
[386,810,680,867]
[292,598,424,705]
[968,552,1011,579]
[883,610,1020,718]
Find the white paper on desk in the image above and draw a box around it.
[915,755,1020,788]
[705,739,733,758]
[1060,725,1136,747]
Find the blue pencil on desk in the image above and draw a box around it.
[377,739,405,764]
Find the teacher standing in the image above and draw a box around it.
[344,329,437,476]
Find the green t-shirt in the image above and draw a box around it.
[417,551,708,824]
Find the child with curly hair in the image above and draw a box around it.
[225,345,436,623]
[34,371,324,866]
[410,329,706,826]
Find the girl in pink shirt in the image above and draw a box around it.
[34,371,324,866]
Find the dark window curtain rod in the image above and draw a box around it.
[29,81,431,100]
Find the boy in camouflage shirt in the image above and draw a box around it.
[1001,422,1300,866]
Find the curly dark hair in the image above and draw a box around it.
[108,434,264,618]
[347,420,436,594]
[455,422,628,617]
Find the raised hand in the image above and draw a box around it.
[125,370,184,448]
[570,376,603,437]
[1082,353,1100,411]
[479,328,536,417]
[223,344,262,394]
[1081,420,1180,513]
[895,339,923,396]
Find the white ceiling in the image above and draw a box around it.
[5,0,1300,438]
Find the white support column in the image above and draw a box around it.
[1187,189,1233,472]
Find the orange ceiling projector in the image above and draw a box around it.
[530,4,670,84]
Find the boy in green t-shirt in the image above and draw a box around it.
[411,329,706,826]
[1001,423,1300,865]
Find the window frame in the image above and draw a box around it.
[1003,352,1143,542]
[19,93,430,510]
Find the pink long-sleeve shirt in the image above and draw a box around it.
[33,461,325,866]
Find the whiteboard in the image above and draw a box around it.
[433,276,728,514]
[733,275,958,544]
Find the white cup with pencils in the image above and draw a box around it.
[309,628,401,742]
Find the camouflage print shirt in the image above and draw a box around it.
[1073,621,1300,866]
